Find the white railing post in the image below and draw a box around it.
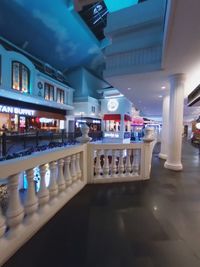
[64,156,72,186]
[49,161,58,198]
[103,150,110,178]
[38,164,49,206]
[95,150,102,179]
[0,207,6,237]
[57,159,66,191]
[76,153,82,179]
[132,149,140,175]
[119,150,124,177]
[111,150,117,177]
[126,149,132,175]
[143,140,154,179]
[6,174,24,228]
[24,169,38,216]
[71,155,77,182]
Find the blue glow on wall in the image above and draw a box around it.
[104,0,138,13]
[23,165,50,192]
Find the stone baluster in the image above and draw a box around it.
[57,159,66,191]
[0,206,6,238]
[24,169,38,216]
[48,161,58,198]
[76,153,82,179]
[64,156,72,186]
[119,150,125,177]
[38,164,49,206]
[111,150,117,177]
[95,150,102,178]
[6,173,24,228]
[132,149,140,175]
[126,149,132,176]
[103,150,110,178]
[71,154,77,182]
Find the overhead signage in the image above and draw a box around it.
[0,105,35,116]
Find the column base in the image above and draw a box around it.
[164,161,183,171]
[158,153,167,160]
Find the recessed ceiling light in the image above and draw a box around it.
[158,95,163,98]
[161,86,166,89]
[127,88,131,90]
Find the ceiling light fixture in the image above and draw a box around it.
[127,87,131,90]
[158,95,163,98]
[161,86,166,89]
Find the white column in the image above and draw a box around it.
[64,156,72,186]
[6,174,24,228]
[24,169,38,216]
[159,94,170,160]
[57,159,66,191]
[164,74,185,171]
[49,161,58,198]
[38,164,49,206]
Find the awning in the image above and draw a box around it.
[124,114,132,121]
[132,117,144,125]
[103,114,121,121]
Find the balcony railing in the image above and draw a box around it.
[0,137,154,266]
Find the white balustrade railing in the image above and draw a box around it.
[0,138,154,266]
[0,144,87,266]
[87,140,154,183]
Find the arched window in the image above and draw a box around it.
[12,61,30,93]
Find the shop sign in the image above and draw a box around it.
[104,132,120,138]
[0,105,35,116]
[92,120,101,124]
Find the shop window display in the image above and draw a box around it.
[12,61,30,93]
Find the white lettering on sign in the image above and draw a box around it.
[104,132,120,138]
[0,105,35,116]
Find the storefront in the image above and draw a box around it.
[131,117,144,141]
[0,103,65,133]
[75,117,101,133]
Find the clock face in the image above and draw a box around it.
[107,99,119,111]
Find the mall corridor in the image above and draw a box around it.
[3,141,200,267]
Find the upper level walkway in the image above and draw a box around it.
[3,140,200,267]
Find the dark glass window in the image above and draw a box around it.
[57,88,65,104]
[44,83,54,101]
[12,61,30,93]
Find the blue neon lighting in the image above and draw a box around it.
[104,0,138,13]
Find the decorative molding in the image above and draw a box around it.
[104,45,162,77]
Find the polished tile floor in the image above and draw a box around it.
[3,141,200,267]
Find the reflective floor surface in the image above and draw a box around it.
[3,140,200,267]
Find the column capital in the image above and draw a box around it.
[168,73,186,85]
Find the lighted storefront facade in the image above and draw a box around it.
[0,100,66,134]
[100,97,132,143]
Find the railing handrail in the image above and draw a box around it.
[88,142,143,150]
[0,144,86,180]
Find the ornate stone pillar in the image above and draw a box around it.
[159,94,170,160]
[164,74,185,171]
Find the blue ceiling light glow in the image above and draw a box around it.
[104,0,139,13]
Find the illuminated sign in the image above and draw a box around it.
[92,120,101,124]
[107,99,119,112]
[39,118,54,123]
[104,132,120,138]
[196,122,200,130]
[0,105,35,116]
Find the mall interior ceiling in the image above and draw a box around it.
[0,0,199,119]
